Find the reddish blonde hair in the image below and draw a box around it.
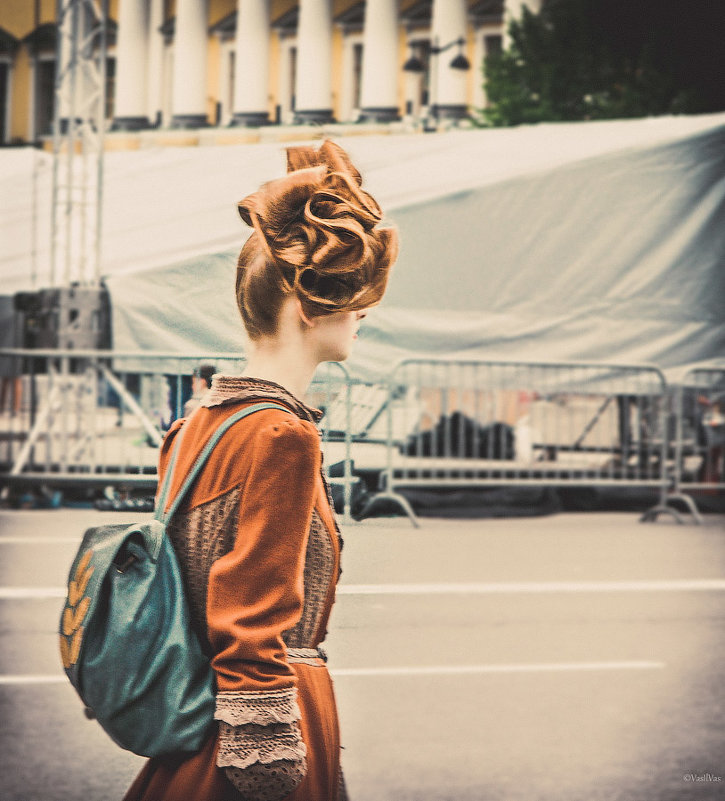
[236,139,398,340]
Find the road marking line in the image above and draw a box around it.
[3,579,725,601]
[338,580,725,595]
[0,588,67,599]
[0,675,67,685]
[332,661,666,677]
[0,537,82,545]
[0,661,665,685]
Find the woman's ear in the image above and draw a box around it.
[295,297,318,329]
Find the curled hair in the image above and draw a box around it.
[236,139,398,339]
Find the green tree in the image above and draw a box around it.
[481,0,696,126]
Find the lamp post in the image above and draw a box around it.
[403,36,470,131]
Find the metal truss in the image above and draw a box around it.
[50,0,109,288]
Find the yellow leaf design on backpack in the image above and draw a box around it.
[72,597,90,631]
[60,635,71,670]
[78,566,94,595]
[70,627,84,664]
[68,580,81,606]
[61,550,94,669]
[62,607,74,637]
[77,550,93,576]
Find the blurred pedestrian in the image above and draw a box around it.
[183,364,216,417]
[123,139,398,801]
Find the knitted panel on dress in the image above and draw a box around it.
[166,485,241,649]
[168,492,335,654]
[283,508,336,649]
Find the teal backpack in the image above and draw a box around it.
[59,402,287,757]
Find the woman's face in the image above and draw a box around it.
[312,309,368,362]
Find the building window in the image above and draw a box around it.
[411,39,431,107]
[352,42,363,110]
[289,46,297,112]
[484,34,502,57]
[35,57,55,137]
[229,49,235,117]
[104,56,115,121]
[0,61,8,143]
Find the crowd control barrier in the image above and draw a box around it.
[0,349,354,520]
[2,349,720,526]
[663,366,725,524]
[365,358,672,526]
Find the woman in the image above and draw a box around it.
[123,139,398,801]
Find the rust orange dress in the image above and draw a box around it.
[123,376,346,801]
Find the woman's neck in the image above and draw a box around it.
[241,343,318,401]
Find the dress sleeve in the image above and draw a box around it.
[206,414,320,800]
[156,419,185,492]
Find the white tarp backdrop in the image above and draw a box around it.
[2,114,724,380]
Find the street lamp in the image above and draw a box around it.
[403,36,470,130]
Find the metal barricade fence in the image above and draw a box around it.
[667,366,725,523]
[306,360,353,522]
[0,348,354,520]
[368,358,671,526]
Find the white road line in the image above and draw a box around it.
[331,661,666,677]
[0,661,665,685]
[0,537,81,545]
[3,579,725,601]
[0,675,67,685]
[0,587,67,599]
[338,579,725,595]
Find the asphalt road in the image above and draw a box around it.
[1,509,724,801]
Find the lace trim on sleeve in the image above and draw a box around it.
[224,757,308,801]
[217,721,307,769]
[215,687,301,726]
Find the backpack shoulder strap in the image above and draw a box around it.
[155,402,290,524]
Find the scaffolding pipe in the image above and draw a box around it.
[50,0,108,289]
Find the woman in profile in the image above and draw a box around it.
[123,139,397,801]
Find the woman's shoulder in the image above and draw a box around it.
[217,406,322,497]
[245,406,321,459]
[188,403,321,465]
[159,405,322,510]
[165,403,319,450]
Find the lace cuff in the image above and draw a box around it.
[219,721,307,800]
[215,687,301,727]
[215,687,306,778]
[224,756,307,801]
[217,721,307,769]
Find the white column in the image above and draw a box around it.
[431,0,468,119]
[295,0,333,123]
[231,0,270,125]
[171,0,209,128]
[146,0,164,125]
[359,0,399,121]
[112,0,150,129]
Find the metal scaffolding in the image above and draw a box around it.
[2,1,162,495]
[50,0,108,288]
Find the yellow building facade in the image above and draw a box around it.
[0,0,537,145]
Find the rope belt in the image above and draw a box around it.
[286,646,327,665]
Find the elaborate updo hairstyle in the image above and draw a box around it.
[236,139,398,340]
